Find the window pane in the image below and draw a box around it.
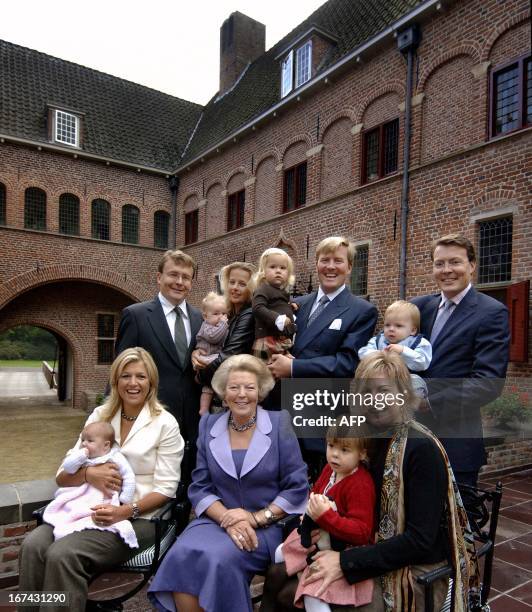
[91,199,110,240]
[97,340,114,365]
[365,130,380,181]
[296,162,307,207]
[154,211,170,248]
[97,314,114,337]
[383,119,399,175]
[351,245,369,295]
[478,217,513,283]
[227,190,245,230]
[295,41,312,87]
[494,64,519,135]
[0,182,5,226]
[122,204,139,244]
[526,59,532,125]
[24,187,46,230]
[185,210,198,244]
[59,193,80,235]
[284,167,295,211]
[281,50,293,98]
[55,110,78,146]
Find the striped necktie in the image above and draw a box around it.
[174,306,188,367]
[307,295,330,327]
[430,300,455,343]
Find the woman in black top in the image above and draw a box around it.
[261,352,475,612]
[192,262,256,389]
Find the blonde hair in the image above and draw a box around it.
[254,248,295,290]
[353,351,418,420]
[158,249,197,274]
[202,291,226,314]
[219,261,256,317]
[100,347,164,421]
[211,354,275,403]
[315,236,355,267]
[384,300,420,330]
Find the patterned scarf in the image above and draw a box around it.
[378,420,479,611]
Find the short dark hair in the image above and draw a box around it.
[431,234,476,263]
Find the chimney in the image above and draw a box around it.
[219,12,265,95]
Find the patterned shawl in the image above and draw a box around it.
[378,420,479,611]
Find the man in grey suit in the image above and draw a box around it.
[115,250,202,444]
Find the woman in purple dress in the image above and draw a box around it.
[149,354,308,612]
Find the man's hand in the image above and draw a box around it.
[86,462,122,497]
[268,353,294,379]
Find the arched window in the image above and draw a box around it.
[24,187,46,230]
[59,193,80,235]
[91,199,110,240]
[154,210,170,249]
[122,204,139,244]
[0,182,6,225]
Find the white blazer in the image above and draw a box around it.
[59,404,184,518]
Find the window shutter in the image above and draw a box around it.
[507,280,529,362]
[281,51,293,98]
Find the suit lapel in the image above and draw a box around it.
[147,298,180,367]
[432,288,478,350]
[208,408,273,479]
[422,295,441,338]
[295,288,350,354]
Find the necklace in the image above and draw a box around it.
[229,412,256,432]
[121,409,137,422]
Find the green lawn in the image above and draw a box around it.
[0,359,46,368]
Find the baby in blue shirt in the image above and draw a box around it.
[359,300,432,399]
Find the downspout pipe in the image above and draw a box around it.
[169,176,180,249]
[397,24,421,299]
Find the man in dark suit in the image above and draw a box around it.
[412,234,510,486]
[115,250,202,444]
[268,236,378,459]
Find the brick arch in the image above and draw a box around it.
[255,150,280,172]
[50,187,84,201]
[280,135,312,162]
[0,265,148,310]
[223,167,249,191]
[183,193,200,214]
[473,186,517,209]
[418,44,482,92]
[319,109,356,141]
[355,81,405,124]
[205,180,223,195]
[482,13,531,62]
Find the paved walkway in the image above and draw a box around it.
[0,367,55,398]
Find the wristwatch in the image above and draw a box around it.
[130,502,141,520]
[263,507,276,525]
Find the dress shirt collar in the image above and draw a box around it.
[158,292,188,318]
[316,284,346,304]
[438,283,471,308]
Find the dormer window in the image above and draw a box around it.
[281,40,313,98]
[53,109,80,147]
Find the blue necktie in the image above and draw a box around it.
[307,295,330,327]
[430,300,455,343]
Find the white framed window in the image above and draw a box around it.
[295,40,312,88]
[54,109,79,147]
[281,50,294,98]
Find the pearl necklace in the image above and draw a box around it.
[121,409,138,422]
[229,412,256,432]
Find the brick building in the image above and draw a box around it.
[0,0,530,408]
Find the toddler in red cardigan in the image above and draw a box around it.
[280,430,376,611]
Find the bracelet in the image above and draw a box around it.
[250,512,259,528]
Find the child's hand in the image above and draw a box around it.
[384,343,404,354]
[307,493,332,520]
[82,447,90,457]
[221,314,228,323]
[290,302,299,312]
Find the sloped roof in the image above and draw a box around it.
[181,0,423,165]
[0,39,203,172]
